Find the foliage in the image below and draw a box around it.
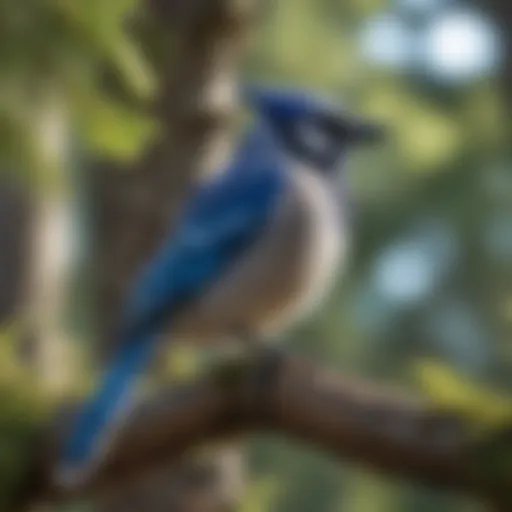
[416,359,512,433]
[0,325,50,511]
[0,0,510,510]
[0,0,156,187]
[246,1,511,511]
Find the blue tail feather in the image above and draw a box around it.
[60,333,160,470]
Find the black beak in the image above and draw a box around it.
[348,121,387,144]
[325,113,387,146]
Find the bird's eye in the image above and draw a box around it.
[295,119,332,155]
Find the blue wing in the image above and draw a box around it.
[123,138,285,333]
[121,120,286,335]
[58,123,286,475]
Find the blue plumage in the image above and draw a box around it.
[57,84,384,483]
[59,121,287,472]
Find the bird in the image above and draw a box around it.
[55,84,384,487]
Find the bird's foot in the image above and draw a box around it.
[239,330,273,361]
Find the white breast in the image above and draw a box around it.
[172,165,348,342]
[277,163,347,324]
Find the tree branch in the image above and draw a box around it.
[22,350,512,509]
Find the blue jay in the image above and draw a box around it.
[56,84,384,486]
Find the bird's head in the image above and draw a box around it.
[244,83,385,172]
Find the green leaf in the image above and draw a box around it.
[53,0,156,100]
[76,90,157,161]
[415,359,512,432]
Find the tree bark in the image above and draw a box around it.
[95,0,254,357]
[23,195,76,395]
[22,349,512,510]
[90,0,256,511]
[0,176,33,325]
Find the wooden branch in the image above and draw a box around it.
[22,350,512,509]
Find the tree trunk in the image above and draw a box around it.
[0,176,33,325]
[24,195,76,395]
[92,0,256,510]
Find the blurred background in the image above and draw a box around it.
[0,0,510,511]
[248,2,511,511]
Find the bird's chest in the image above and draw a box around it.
[174,168,346,341]
[265,168,346,324]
